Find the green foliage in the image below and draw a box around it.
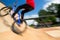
[35,18,40,23]
[29,24,34,28]
[43,16,56,23]
[37,3,59,24]
[47,3,60,17]
[38,10,48,16]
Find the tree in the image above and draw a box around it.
[47,3,60,18]
[35,3,60,25]
[37,3,58,24]
[38,10,48,16]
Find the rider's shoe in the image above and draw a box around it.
[11,14,22,26]
[16,19,23,26]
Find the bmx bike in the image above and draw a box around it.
[0,6,27,34]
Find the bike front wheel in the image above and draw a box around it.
[11,20,27,34]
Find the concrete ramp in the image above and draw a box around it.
[45,30,60,38]
[0,3,11,32]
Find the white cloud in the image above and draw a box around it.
[26,20,34,25]
[24,14,39,19]
[43,0,60,10]
[24,14,39,25]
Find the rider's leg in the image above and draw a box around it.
[12,4,34,25]
[21,7,34,21]
[12,4,34,18]
[16,7,33,25]
[12,4,28,18]
[15,12,22,25]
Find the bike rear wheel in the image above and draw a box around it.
[0,7,11,17]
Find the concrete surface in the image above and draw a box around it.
[0,2,60,40]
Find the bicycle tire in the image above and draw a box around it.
[0,7,11,17]
[11,20,27,34]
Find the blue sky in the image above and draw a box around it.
[0,0,60,25]
[0,0,47,16]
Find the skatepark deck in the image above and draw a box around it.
[0,2,60,40]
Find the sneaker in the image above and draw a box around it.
[16,19,22,25]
